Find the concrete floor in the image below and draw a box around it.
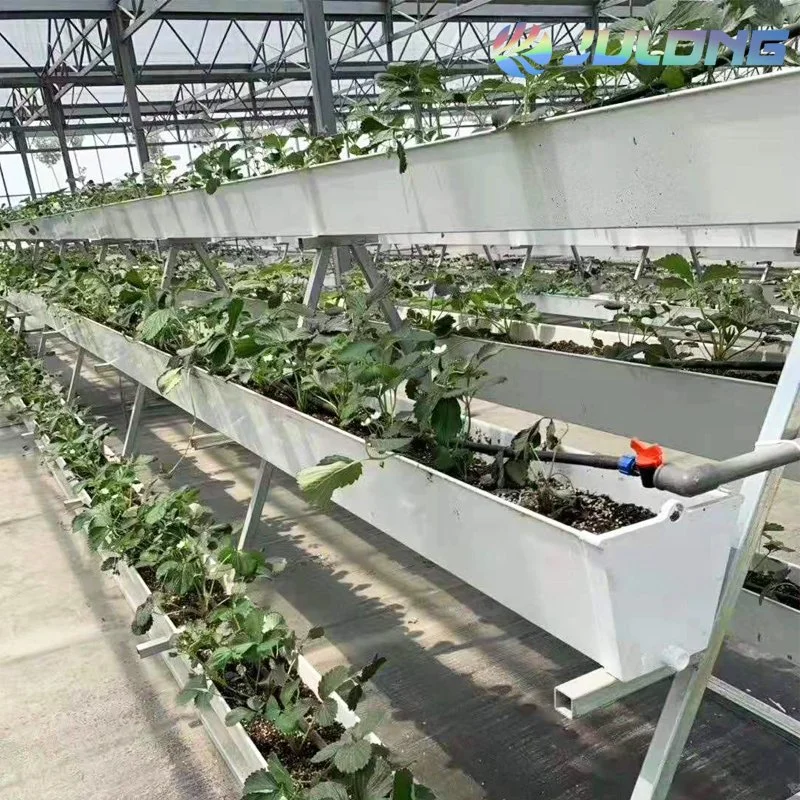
[15,335,797,800]
[0,422,238,800]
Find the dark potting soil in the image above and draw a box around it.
[135,564,225,625]
[743,570,800,610]
[495,486,655,534]
[459,330,781,384]
[407,439,655,534]
[246,719,327,786]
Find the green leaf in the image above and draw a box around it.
[368,437,413,454]
[137,307,177,342]
[309,782,349,800]
[241,768,280,797]
[177,674,213,708]
[392,768,414,800]
[333,738,373,774]
[243,608,266,639]
[131,595,154,635]
[297,456,363,508]
[430,397,462,444]
[360,116,389,134]
[358,654,387,684]
[319,664,351,699]
[316,697,339,727]
[157,366,183,395]
[225,706,253,727]
[337,340,377,363]
[700,263,738,283]
[659,276,689,291]
[660,65,686,89]
[656,254,693,282]
[266,754,294,790]
[124,268,147,289]
[144,500,167,525]
[365,757,394,798]
[311,739,343,764]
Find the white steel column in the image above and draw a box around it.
[121,383,147,458]
[66,347,84,403]
[301,247,332,316]
[350,243,403,332]
[238,459,275,550]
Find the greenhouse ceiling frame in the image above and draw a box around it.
[0,0,643,198]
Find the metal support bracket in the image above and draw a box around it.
[632,246,651,281]
[238,459,275,550]
[66,347,84,403]
[570,245,583,271]
[191,241,230,293]
[136,632,182,659]
[122,383,148,458]
[554,666,676,720]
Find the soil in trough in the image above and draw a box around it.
[495,485,655,534]
[743,570,800,610]
[245,719,327,786]
[136,565,226,625]
[407,440,655,534]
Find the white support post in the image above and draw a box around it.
[759,261,772,283]
[350,243,403,332]
[35,329,50,358]
[435,245,448,270]
[482,244,496,269]
[629,322,800,800]
[57,241,66,258]
[122,383,147,458]
[192,241,230,293]
[520,246,534,274]
[570,245,583,272]
[301,247,333,318]
[160,243,179,290]
[633,247,651,281]
[66,347,84,403]
[238,459,275,550]
[97,243,108,264]
[689,246,703,277]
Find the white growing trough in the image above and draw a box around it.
[177,288,792,477]
[1,70,798,249]
[7,291,743,682]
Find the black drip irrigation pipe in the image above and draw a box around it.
[666,359,785,372]
[619,358,785,372]
[461,439,626,471]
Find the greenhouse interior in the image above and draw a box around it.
[0,1,799,799]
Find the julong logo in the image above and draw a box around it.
[491,22,790,76]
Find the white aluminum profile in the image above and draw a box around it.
[2,71,799,244]
[377,224,800,263]
[6,292,744,682]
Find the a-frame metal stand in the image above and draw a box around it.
[236,235,403,550]
[628,320,800,799]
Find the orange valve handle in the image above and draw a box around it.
[630,439,664,487]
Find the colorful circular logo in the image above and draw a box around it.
[491,23,553,77]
